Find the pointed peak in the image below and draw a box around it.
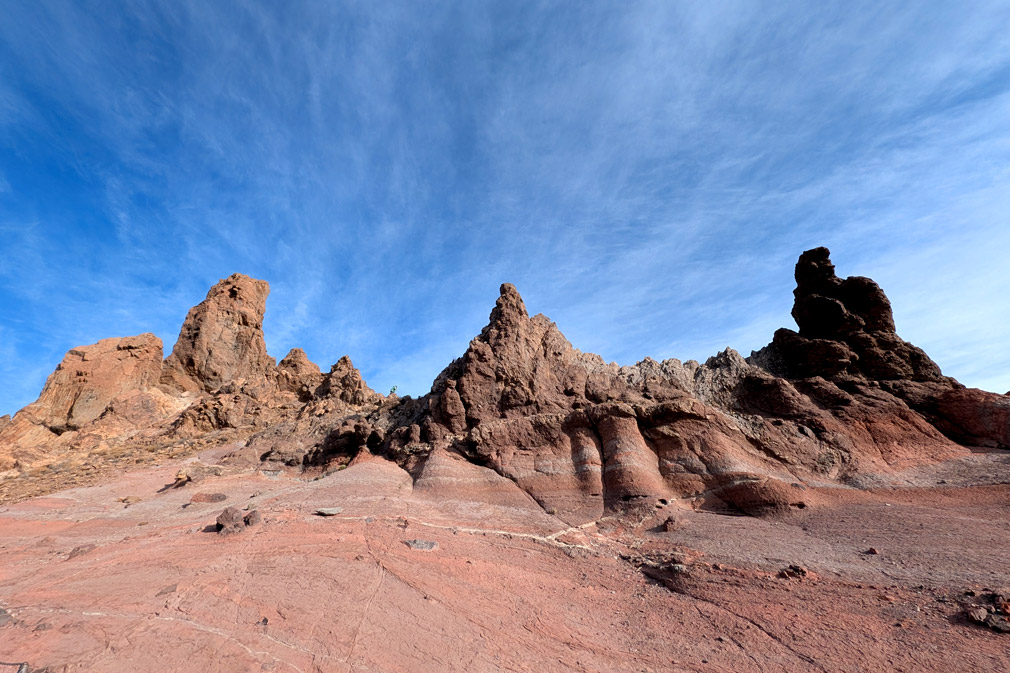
[278,348,320,375]
[488,283,529,328]
[332,355,356,373]
[320,355,380,405]
[499,282,521,299]
[161,273,274,393]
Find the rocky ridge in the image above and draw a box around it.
[2,249,1008,516]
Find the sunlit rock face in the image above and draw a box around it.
[160,273,276,393]
[3,248,1009,516]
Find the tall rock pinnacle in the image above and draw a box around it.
[160,273,276,393]
[760,247,943,382]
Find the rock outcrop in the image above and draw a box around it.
[380,249,1007,520]
[160,273,275,393]
[3,248,1009,519]
[754,247,944,383]
[751,247,1010,451]
[0,334,165,471]
[30,334,164,433]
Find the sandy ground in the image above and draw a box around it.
[1,451,1009,672]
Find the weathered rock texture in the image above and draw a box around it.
[4,250,1010,673]
[3,249,1009,520]
[160,273,276,393]
[755,246,943,382]
[0,274,380,481]
[0,334,167,471]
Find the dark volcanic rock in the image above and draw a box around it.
[750,246,1010,451]
[215,506,246,535]
[757,247,943,383]
[215,506,259,535]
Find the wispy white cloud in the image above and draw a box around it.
[1,1,1009,413]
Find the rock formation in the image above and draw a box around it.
[0,334,166,471]
[754,246,944,382]
[2,248,1008,519]
[160,273,276,393]
[4,249,1010,673]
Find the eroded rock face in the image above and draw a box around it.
[748,246,1010,451]
[382,250,1006,520]
[246,355,387,468]
[161,274,275,393]
[755,247,943,383]
[3,247,1009,518]
[276,348,324,399]
[0,334,165,471]
[386,285,829,523]
[28,334,164,433]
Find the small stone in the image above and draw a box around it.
[987,615,1010,633]
[315,507,343,517]
[216,507,246,536]
[967,607,989,624]
[244,509,262,526]
[779,564,808,579]
[190,492,228,504]
[404,539,438,551]
[67,544,96,560]
[864,547,879,555]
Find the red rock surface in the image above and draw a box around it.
[2,247,1010,669]
[1,452,1009,672]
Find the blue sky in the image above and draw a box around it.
[1,1,1010,414]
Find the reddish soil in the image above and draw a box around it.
[2,451,1008,672]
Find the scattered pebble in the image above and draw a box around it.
[779,565,808,579]
[315,507,343,517]
[190,492,228,504]
[404,539,438,551]
[67,544,96,560]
